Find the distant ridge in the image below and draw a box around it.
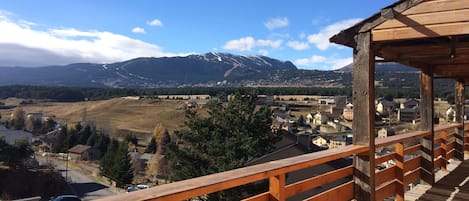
[0,52,296,88]
[336,62,418,72]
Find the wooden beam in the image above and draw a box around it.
[352,31,375,201]
[373,21,469,42]
[330,0,424,47]
[269,174,286,201]
[419,66,435,185]
[455,78,465,161]
[402,0,469,15]
[395,142,404,201]
[374,9,469,30]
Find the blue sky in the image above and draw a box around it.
[0,0,396,70]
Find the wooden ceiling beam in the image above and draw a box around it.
[372,21,469,42]
[374,9,469,30]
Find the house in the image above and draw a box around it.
[0,125,32,145]
[377,128,395,138]
[312,136,328,148]
[312,112,329,125]
[446,107,456,122]
[400,99,419,109]
[275,112,291,123]
[328,135,352,149]
[334,96,347,109]
[398,107,420,123]
[26,112,43,122]
[343,103,354,121]
[130,152,155,173]
[68,144,100,161]
[271,120,283,132]
[318,98,335,105]
[376,99,396,115]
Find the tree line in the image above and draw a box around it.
[51,123,134,188]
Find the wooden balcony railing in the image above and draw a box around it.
[96,123,469,201]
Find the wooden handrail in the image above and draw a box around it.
[94,123,467,201]
[95,145,368,201]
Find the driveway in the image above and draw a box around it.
[37,156,117,200]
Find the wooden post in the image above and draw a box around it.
[269,174,286,201]
[419,66,434,185]
[395,142,405,201]
[440,130,447,171]
[352,31,375,201]
[455,79,465,160]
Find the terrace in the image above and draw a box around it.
[96,0,469,200]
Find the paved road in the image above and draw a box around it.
[38,156,117,201]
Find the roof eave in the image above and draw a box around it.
[329,0,424,48]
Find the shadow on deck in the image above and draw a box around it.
[417,159,469,201]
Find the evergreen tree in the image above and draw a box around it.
[113,142,134,187]
[167,89,281,200]
[52,126,68,153]
[78,125,92,145]
[145,137,157,154]
[100,139,133,188]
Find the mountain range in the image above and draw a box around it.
[0,52,416,88]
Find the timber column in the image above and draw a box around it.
[455,79,465,161]
[352,31,375,201]
[419,66,435,185]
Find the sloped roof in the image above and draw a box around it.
[68,144,92,154]
[331,0,469,80]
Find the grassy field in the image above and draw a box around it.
[0,98,191,138]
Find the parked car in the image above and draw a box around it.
[126,184,152,193]
[51,195,81,201]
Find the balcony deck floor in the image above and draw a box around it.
[406,157,469,201]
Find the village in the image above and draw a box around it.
[0,94,461,192]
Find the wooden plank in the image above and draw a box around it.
[303,181,354,201]
[434,157,444,169]
[455,79,465,161]
[395,142,404,201]
[375,153,397,165]
[285,166,352,198]
[242,192,270,201]
[376,166,396,187]
[447,149,455,159]
[402,0,469,15]
[95,145,368,201]
[375,130,429,148]
[372,21,469,42]
[404,157,421,173]
[434,147,444,158]
[404,144,422,155]
[374,9,469,30]
[269,174,286,201]
[434,137,442,144]
[352,31,375,201]
[404,169,421,186]
[375,181,397,201]
[420,66,435,185]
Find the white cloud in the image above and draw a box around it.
[307,18,361,50]
[147,19,163,27]
[295,54,352,70]
[286,41,309,50]
[258,49,269,56]
[264,17,289,30]
[0,15,179,66]
[222,36,283,51]
[132,27,146,34]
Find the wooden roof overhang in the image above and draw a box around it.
[331,0,469,83]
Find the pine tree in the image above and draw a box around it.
[145,137,157,154]
[113,142,134,188]
[167,89,281,200]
